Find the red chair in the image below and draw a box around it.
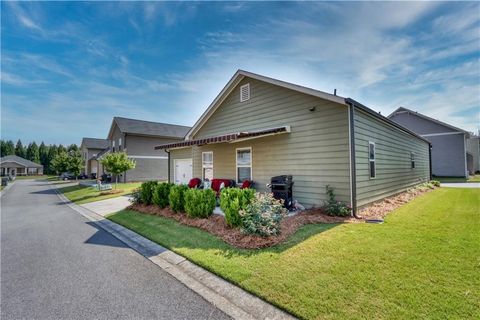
[211,179,232,196]
[188,178,202,188]
[240,180,253,189]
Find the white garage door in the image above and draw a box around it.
[174,159,192,185]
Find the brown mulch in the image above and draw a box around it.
[100,189,123,195]
[129,203,352,249]
[358,185,436,219]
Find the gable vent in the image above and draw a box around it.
[240,83,250,102]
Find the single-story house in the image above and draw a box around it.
[80,137,110,178]
[1,155,43,176]
[155,70,431,214]
[106,117,191,182]
[388,107,473,177]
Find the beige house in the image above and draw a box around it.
[106,117,190,182]
[156,70,431,214]
[1,155,43,176]
[80,138,110,178]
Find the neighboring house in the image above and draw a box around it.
[466,134,480,174]
[80,137,110,178]
[155,70,431,213]
[388,107,472,177]
[106,117,191,182]
[1,155,43,176]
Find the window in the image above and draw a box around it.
[411,152,415,169]
[240,83,250,102]
[236,148,252,183]
[112,140,115,152]
[202,152,213,180]
[118,138,122,146]
[369,142,376,179]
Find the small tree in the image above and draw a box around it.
[100,152,136,188]
[51,151,69,175]
[67,150,84,180]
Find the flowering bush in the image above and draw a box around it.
[240,192,288,237]
[220,187,255,227]
[323,185,352,217]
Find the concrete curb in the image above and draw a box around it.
[0,181,15,198]
[50,183,296,320]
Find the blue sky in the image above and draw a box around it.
[1,1,479,145]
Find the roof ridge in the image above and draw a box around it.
[114,116,191,128]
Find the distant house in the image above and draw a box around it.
[106,117,191,182]
[1,155,43,176]
[466,135,480,174]
[388,107,474,177]
[80,138,110,178]
[155,70,431,213]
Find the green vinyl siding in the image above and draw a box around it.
[354,109,430,207]
[189,77,351,208]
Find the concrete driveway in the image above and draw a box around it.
[441,182,480,188]
[1,179,228,319]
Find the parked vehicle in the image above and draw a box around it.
[60,172,76,180]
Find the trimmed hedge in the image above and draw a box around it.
[140,181,158,205]
[152,182,173,208]
[169,184,189,213]
[184,188,216,218]
[220,188,255,227]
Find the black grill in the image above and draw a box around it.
[270,175,294,210]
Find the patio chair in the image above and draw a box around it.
[188,178,202,189]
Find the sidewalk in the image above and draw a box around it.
[51,183,295,320]
[441,182,480,188]
[80,195,132,217]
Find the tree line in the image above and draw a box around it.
[0,139,80,174]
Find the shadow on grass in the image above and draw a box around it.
[108,209,340,257]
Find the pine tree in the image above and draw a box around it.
[57,144,66,154]
[5,140,15,155]
[39,142,50,168]
[47,145,58,174]
[15,140,26,158]
[26,142,40,163]
[67,144,79,152]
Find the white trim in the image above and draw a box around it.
[421,132,465,137]
[347,105,353,208]
[235,147,252,183]
[127,155,168,159]
[201,151,213,180]
[185,70,345,140]
[174,158,193,185]
[368,141,376,179]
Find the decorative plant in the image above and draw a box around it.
[184,188,216,218]
[220,187,255,227]
[130,188,142,205]
[323,185,352,217]
[239,192,287,237]
[100,152,136,188]
[140,181,158,205]
[169,184,189,213]
[152,182,173,208]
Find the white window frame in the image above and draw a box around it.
[236,147,252,183]
[112,140,115,152]
[411,152,415,169]
[369,141,376,179]
[202,151,213,180]
[240,83,250,102]
[118,138,122,146]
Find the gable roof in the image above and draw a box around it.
[80,137,110,150]
[183,69,430,144]
[185,69,346,139]
[0,155,43,168]
[388,107,468,134]
[108,117,191,139]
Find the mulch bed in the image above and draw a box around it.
[127,185,436,249]
[100,189,123,195]
[129,203,352,249]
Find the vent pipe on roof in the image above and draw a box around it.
[334,89,337,96]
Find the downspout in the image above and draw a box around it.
[166,149,171,183]
[347,101,360,219]
[429,143,433,180]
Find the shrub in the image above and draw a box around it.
[323,185,351,217]
[140,181,158,205]
[184,188,216,218]
[239,192,287,237]
[152,182,173,208]
[430,180,441,187]
[220,188,255,227]
[169,184,189,213]
[130,188,142,204]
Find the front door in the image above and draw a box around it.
[174,159,192,184]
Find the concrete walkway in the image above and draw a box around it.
[81,195,132,217]
[441,182,480,188]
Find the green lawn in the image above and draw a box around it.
[14,175,57,180]
[108,188,479,319]
[58,182,141,204]
[435,175,480,183]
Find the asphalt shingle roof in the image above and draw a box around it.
[0,155,43,168]
[81,138,110,149]
[114,117,191,138]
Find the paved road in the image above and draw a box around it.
[1,180,229,319]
